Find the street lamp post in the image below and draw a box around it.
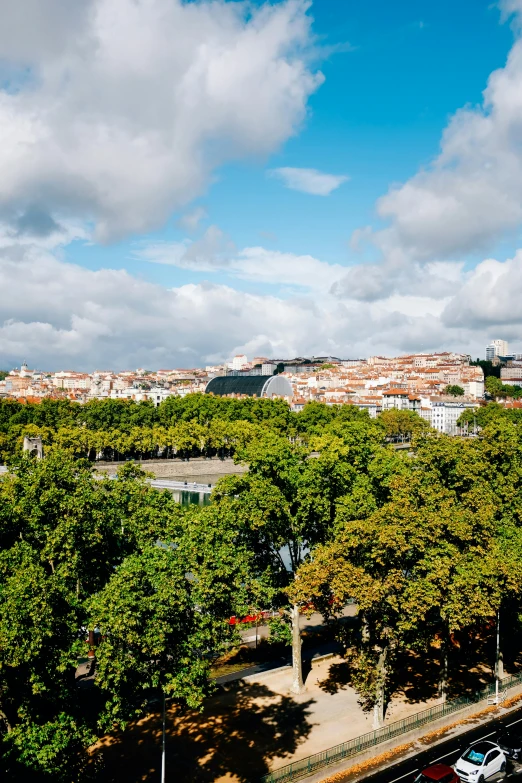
[495,610,501,704]
[161,691,166,783]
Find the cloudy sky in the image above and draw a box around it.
[1,0,522,370]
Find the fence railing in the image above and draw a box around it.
[260,671,522,783]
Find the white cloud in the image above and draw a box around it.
[368,4,522,262]
[2,243,521,370]
[0,0,322,241]
[331,260,465,302]
[229,247,344,289]
[268,167,349,195]
[138,236,345,290]
[177,207,208,233]
[500,0,522,26]
[138,226,236,270]
[442,251,522,329]
[3,1,522,369]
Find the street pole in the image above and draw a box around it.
[495,610,500,704]
[161,690,166,783]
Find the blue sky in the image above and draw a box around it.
[71,0,514,285]
[1,0,522,368]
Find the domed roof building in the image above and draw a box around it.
[205,374,292,399]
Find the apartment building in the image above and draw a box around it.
[430,399,479,435]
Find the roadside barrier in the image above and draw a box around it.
[260,671,522,783]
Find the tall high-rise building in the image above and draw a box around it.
[486,339,508,360]
[230,354,248,370]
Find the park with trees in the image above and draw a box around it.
[2,395,522,779]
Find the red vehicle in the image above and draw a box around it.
[228,611,273,626]
[414,764,459,783]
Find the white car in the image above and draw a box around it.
[454,741,507,782]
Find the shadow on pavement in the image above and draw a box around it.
[91,681,315,782]
[316,662,351,695]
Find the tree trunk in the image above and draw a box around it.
[0,708,12,733]
[87,629,96,659]
[439,629,449,703]
[372,645,388,729]
[291,604,304,694]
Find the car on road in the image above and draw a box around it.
[454,741,506,782]
[497,730,522,760]
[414,763,459,783]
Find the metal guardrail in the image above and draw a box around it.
[260,671,522,783]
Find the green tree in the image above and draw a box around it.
[292,429,522,724]
[470,359,501,378]
[89,546,209,728]
[444,384,465,397]
[0,450,247,780]
[378,409,431,441]
[485,375,505,399]
[293,401,337,435]
[211,423,395,693]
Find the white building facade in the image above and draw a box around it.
[486,339,508,360]
[430,400,479,435]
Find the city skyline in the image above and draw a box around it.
[1,349,491,436]
[1,1,522,369]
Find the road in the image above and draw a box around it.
[356,707,522,783]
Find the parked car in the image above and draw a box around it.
[454,741,506,782]
[414,763,459,783]
[497,730,522,760]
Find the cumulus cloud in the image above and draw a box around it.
[138,236,345,290]
[370,3,522,262]
[138,226,236,270]
[3,0,522,368]
[442,251,522,329]
[0,0,322,241]
[0,246,350,368]
[331,260,464,302]
[1,243,518,370]
[177,207,208,233]
[268,167,349,195]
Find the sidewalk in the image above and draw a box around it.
[236,655,443,772]
[91,654,444,782]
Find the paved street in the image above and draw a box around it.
[239,604,357,647]
[346,707,522,783]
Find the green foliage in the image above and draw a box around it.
[0,394,295,462]
[444,384,465,397]
[0,451,248,779]
[483,376,522,400]
[377,409,430,440]
[267,616,292,646]
[291,423,522,712]
[4,393,522,768]
[470,359,501,378]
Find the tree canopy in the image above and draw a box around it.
[3,395,522,775]
[444,384,465,397]
[0,451,249,780]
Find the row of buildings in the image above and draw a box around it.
[0,350,496,434]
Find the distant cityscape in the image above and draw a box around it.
[2,339,521,436]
